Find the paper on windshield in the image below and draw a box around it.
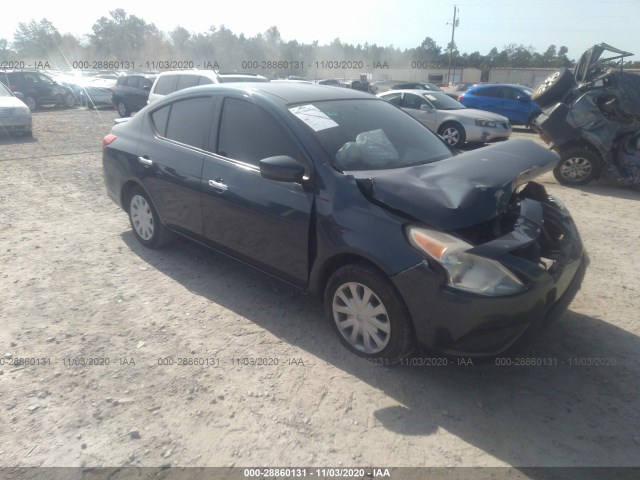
[289,104,339,131]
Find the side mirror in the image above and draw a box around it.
[14,91,25,100]
[260,155,305,183]
[420,104,434,112]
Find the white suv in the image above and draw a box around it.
[148,71,270,104]
[147,70,221,104]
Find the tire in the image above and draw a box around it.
[437,122,466,147]
[116,101,130,117]
[526,112,540,129]
[24,96,37,111]
[126,186,172,248]
[553,146,602,186]
[324,262,415,362]
[532,68,574,108]
[63,93,75,108]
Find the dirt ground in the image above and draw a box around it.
[1,107,639,472]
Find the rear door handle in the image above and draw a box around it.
[208,179,228,192]
[138,156,153,166]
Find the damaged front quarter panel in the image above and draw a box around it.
[351,139,559,230]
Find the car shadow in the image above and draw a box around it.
[121,231,640,470]
[0,134,36,145]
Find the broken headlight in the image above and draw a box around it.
[406,226,525,296]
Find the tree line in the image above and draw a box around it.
[2,10,639,78]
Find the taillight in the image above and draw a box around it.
[102,133,117,149]
[457,95,463,101]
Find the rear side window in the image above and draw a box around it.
[150,105,170,137]
[164,97,214,148]
[176,75,200,91]
[153,75,179,95]
[217,98,300,166]
[199,76,214,85]
[476,87,500,98]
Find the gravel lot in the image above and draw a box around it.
[1,108,639,471]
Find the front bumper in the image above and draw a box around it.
[465,123,512,143]
[392,192,588,357]
[0,115,32,135]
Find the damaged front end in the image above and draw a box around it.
[532,43,640,186]
[354,140,588,355]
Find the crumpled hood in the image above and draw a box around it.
[353,139,559,230]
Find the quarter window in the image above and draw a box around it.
[163,97,213,148]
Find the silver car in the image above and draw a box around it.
[378,89,511,147]
[0,81,32,137]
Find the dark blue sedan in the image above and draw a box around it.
[102,83,586,361]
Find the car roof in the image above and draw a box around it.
[382,89,449,96]
[177,82,375,104]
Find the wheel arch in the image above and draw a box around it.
[310,252,393,299]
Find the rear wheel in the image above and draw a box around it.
[116,101,130,117]
[63,93,75,108]
[24,96,37,111]
[532,68,574,107]
[324,262,415,363]
[127,187,172,248]
[437,122,466,147]
[553,146,602,186]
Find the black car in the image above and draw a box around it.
[532,43,640,186]
[103,83,587,360]
[111,74,156,117]
[0,70,75,110]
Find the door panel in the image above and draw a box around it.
[201,97,313,286]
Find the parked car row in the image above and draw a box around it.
[102,82,587,362]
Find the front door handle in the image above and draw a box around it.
[208,179,228,192]
[138,156,153,166]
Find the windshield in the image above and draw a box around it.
[421,92,465,110]
[0,82,12,97]
[289,99,452,171]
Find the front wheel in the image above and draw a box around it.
[553,146,602,186]
[324,262,415,363]
[127,187,172,248]
[438,122,466,147]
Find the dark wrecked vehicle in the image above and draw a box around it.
[103,83,587,361]
[532,43,640,186]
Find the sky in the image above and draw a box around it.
[2,0,639,61]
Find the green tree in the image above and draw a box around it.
[13,19,61,59]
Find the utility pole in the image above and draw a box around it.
[446,5,459,86]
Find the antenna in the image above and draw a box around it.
[446,5,459,86]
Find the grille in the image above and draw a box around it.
[0,108,15,117]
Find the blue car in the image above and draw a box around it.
[458,84,541,126]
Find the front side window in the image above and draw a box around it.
[217,98,300,166]
[289,99,452,171]
[403,93,427,110]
